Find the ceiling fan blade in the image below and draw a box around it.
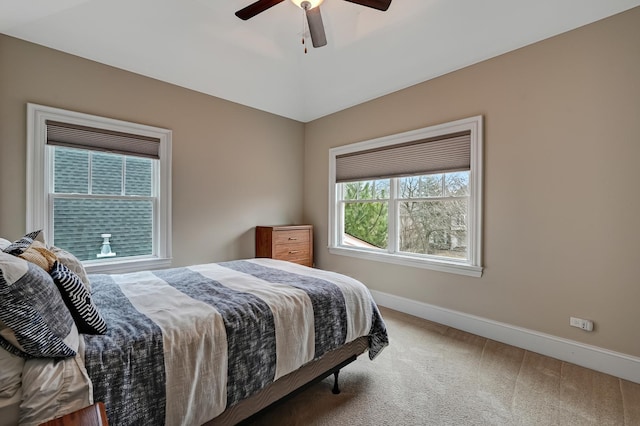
[306,6,327,48]
[235,0,285,20]
[343,0,392,11]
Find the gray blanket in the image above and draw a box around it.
[83,259,388,425]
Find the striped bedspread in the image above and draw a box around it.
[83,259,388,425]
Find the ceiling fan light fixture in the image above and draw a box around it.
[291,0,324,10]
[235,0,391,50]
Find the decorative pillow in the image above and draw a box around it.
[49,261,107,335]
[0,252,79,359]
[2,230,44,256]
[0,344,25,398]
[0,238,11,251]
[49,246,91,292]
[17,240,58,272]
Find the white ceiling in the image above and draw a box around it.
[2,0,639,122]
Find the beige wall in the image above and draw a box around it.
[304,7,640,357]
[0,35,305,266]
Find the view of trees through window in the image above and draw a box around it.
[342,171,469,260]
[52,147,154,261]
[343,180,390,249]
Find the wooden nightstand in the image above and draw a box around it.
[255,225,313,267]
[39,402,108,426]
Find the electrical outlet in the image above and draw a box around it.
[570,316,594,331]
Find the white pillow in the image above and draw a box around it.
[0,344,24,398]
[49,246,92,292]
[20,342,92,426]
[0,238,10,251]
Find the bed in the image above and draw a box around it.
[0,235,388,426]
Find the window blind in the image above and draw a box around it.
[335,131,470,182]
[46,120,161,159]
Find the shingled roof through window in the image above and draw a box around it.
[53,148,153,261]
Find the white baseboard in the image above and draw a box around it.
[371,290,640,384]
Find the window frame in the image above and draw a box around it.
[27,103,172,274]
[328,116,483,277]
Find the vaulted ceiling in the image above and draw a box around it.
[2,0,639,122]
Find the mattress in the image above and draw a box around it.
[84,258,388,425]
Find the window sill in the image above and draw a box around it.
[328,246,483,277]
[84,256,172,274]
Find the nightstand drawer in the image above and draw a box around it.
[274,242,310,263]
[274,230,310,245]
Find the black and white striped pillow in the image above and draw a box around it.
[2,230,42,256]
[50,261,107,335]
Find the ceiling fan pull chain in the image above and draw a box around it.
[301,7,308,54]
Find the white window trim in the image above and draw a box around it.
[328,115,483,277]
[27,103,172,274]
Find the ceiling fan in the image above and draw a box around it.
[235,0,392,48]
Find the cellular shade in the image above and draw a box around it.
[46,120,160,159]
[336,131,470,182]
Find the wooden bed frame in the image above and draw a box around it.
[205,336,370,425]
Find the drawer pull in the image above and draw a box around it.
[289,250,300,254]
[288,237,298,240]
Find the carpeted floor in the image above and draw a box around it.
[246,307,640,425]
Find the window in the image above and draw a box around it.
[27,104,172,273]
[329,116,483,277]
